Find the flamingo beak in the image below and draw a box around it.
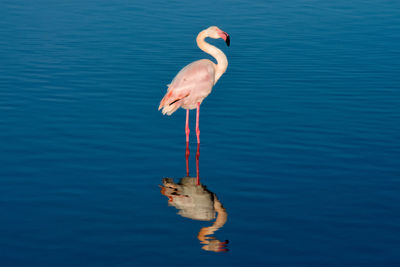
[218,31,230,47]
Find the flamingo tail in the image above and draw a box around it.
[158,91,189,115]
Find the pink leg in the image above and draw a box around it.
[185,109,190,143]
[196,143,200,185]
[185,142,190,177]
[196,103,200,144]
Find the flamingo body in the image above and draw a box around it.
[159,59,215,115]
[158,26,230,143]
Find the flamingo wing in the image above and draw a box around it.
[159,59,215,115]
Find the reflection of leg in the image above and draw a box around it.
[185,142,190,177]
[196,103,200,144]
[196,143,200,185]
[185,109,190,143]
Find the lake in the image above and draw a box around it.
[1,0,399,266]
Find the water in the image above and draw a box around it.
[1,0,400,265]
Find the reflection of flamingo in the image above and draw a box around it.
[197,199,228,252]
[159,143,228,252]
[160,177,228,252]
[158,26,230,144]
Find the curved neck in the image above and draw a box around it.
[196,30,228,84]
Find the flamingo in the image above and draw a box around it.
[158,26,230,144]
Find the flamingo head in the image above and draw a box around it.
[207,26,230,47]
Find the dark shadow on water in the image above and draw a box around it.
[160,144,229,252]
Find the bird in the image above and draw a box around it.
[158,26,230,144]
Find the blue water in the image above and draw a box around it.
[1,0,400,266]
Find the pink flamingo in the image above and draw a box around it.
[158,26,230,144]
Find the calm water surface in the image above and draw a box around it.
[1,0,400,266]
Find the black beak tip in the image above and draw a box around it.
[226,36,230,47]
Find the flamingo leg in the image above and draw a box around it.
[196,102,200,144]
[185,109,190,143]
[196,143,200,185]
[185,142,190,177]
